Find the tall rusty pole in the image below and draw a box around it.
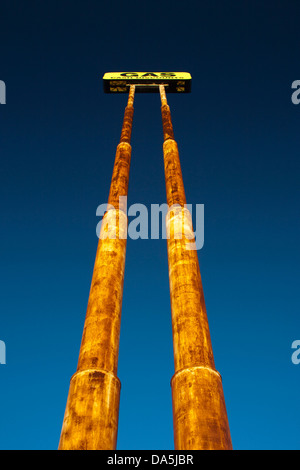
[159,84,232,450]
[58,85,135,450]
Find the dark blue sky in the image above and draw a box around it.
[1,0,300,450]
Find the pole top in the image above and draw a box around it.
[103,72,192,93]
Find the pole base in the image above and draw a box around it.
[58,369,121,450]
[171,366,232,450]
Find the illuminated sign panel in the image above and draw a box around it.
[103,72,192,93]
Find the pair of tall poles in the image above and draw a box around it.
[58,76,232,450]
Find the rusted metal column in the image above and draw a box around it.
[58,85,135,450]
[159,85,232,450]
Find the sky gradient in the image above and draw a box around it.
[1,0,300,449]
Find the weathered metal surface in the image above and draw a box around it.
[171,367,232,450]
[58,86,135,450]
[120,85,135,143]
[58,370,121,450]
[160,86,232,450]
[160,84,175,142]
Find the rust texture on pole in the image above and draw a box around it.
[58,85,135,450]
[159,85,232,450]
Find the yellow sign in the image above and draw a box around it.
[103,72,191,80]
[103,72,192,93]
